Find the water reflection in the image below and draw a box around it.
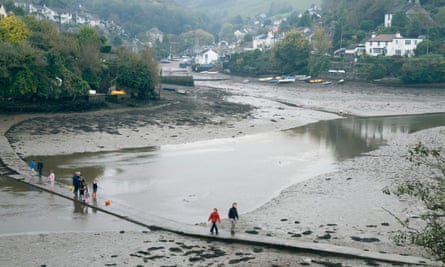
[0,176,145,234]
[26,113,445,224]
[290,114,445,160]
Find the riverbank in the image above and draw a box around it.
[1,79,445,266]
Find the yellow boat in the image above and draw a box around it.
[110,89,126,95]
[307,78,324,84]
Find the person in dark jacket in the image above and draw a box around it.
[37,160,44,177]
[72,171,81,196]
[228,202,239,234]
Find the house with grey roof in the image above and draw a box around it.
[365,32,423,57]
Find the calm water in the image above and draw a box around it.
[23,113,445,224]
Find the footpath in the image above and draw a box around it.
[0,115,441,267]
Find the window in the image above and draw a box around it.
[395,49,402,56]
[405,40,411,45]
[373,48,383,54]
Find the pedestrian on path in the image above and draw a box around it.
[72,171,80,196]
[228,202,239,234]
[29,160,35,173]
[92,179,98,199]
[79,175,87,202]
[48,170,55,189]
[37,160,44,177]
[208,208,221,235]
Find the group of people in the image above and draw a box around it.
[207,202,239,235]
[29,159,56,189]
[72,171,98,203]
[29,159,44,176]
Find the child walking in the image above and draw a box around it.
[208,208,221,235]
[92,179,98,199]
[48,170,55,189]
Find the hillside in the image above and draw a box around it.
[175,0,322,21]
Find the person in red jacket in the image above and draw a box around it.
[208,208,221,235]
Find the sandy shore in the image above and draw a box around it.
[2,78,445,266]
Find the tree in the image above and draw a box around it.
[311,28,332,55]
[391,11,408,34]
[76,26,105,90]
[180,29,214,47]
[272,30,311,74]
[0,16,30,44]
[114,48,160,100]
[298,11,312,28]
[218,23,235,43]
[384,142,445,262]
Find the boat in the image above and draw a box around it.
[306,78,324,84]
[267,76,282,83]
[295,75,311,81]
[338,79,345,84]
[277,76,296,83]
[110,89,126,95]
[322,81,332,85]
[258,77,273,82]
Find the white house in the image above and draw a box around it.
[253,31,275,51]
[194,48,218,65]
[365,32,423,57]
[0,5,7,19]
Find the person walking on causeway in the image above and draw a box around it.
[228,202,239,234]
[208,208,221,235]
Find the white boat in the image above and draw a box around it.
[258,77,273,82]
[277,76,296,83]
[295,75,311,81]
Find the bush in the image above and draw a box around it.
[384,142,445,262]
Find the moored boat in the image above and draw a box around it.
[277,76,296,83]
[306,78,324,84]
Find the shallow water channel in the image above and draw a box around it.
[19,113,445,225]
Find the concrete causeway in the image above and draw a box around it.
[0,115,441,266]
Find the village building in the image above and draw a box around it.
[365,32,423,57]
[194,48,219,65]
[0,5,7,19]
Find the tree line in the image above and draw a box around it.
[0,15,159,101]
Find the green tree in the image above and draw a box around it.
[76,26,104,90]
[114,48,159,100]
[298,11,312,28]
[400,58,445,83]
[218,23,235,43]
[384,143,445,262]
[311,28,332,55]
[391,11,408,34]
[180,29,214,47]
[433,6,445,26]
[272,30,311,74]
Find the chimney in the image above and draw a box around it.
[395,32,402,38]
[371,32,376,39]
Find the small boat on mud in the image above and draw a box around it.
[295,75,311,81]
[258,77,273,82]
[306,78,324,84]
[277,76,296,83]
